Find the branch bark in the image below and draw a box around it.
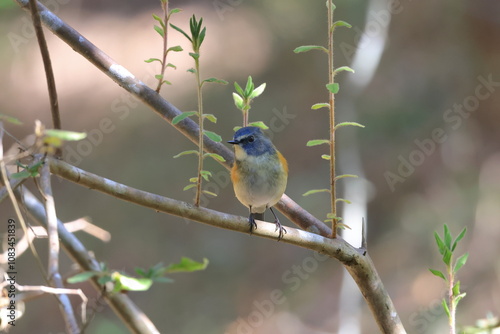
[49,157,406,333]
[20,188,160,334]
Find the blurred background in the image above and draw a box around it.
[1,0,499,333]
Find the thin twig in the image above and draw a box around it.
[28,0,61,133]
[20,188,160,334]
[39,163,79,334]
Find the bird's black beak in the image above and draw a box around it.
[227,139,239,145]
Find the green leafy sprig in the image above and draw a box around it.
[429,224,469,334]
[232,76,268,130]
[294,1,363,238]
[170,15,227,205]
[145,0,183,93]
[67,257,208,293]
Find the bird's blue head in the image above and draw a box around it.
[228,126,275,157]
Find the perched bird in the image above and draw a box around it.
[228,126,288,240]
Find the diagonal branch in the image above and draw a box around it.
[13,0,331,238]
[27,0,61,131]
[39,163,79,333]
[20,187,160,334]
[49,157,406,333]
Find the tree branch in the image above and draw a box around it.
[27,0,61,131]
[20,188,160,334]
[13,0,331,238]
[39,163,79,333]
[49,157,406,333]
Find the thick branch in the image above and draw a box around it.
[13,0,331,238]
[49,158,406,333]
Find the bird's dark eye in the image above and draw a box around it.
[248,136,255,143]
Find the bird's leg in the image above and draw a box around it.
[269,207,287,241]
[248,207,257,234]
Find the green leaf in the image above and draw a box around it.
[187,68,196,74]
[429,268,446,281]
[0,114,22,125]
[293,45,328,53]
[434,231,446,255]
[234,82,245,96]
[336,198,352,204]
[166,63,177,69]
[189,177,198,183]
[202,190,217,197]
[204,153,226,162]
[183,184,197,191]
[244,76,254,96]
[98,275,112,285]
[44,129,86,141]
[302,188,330,196]
[454,253,469,273]
[11,161,43,179]
[167,45,183,52]
[334,122,365,130]
[154,25,164,37]
[189,52,200,60]
[332,20,352,29]
[152,14,165,27]
[334,66,355,74]
[306,139,330,147]
[233,93,245,110]
[200,171,211,181]
[442,249,452,266]
[326,83,340,94]
[144,58,162,64]
[203,77,228,85]
[10,170,32,180]
[452,227,467,251]
[444,224,452,249]
[204,130,222,142]
[453,292,466,307]
[248,121,269,130]
[172,111,197,125]
[169,8,182,15]
[67,271,99,284]
[155,74,164,80]
[203,114,217,123]
[311,103,330,110]
[452,281,461,296]
[321,154,330,160]
[249,83,266,99]
[170,23,192,42]
[113,273,153,291]
[334,174,358,181]
[173,150,199,158]
[441,299,451,319]
[166,257,209,273]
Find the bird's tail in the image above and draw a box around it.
[253,212,265,221]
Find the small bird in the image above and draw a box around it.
[228,126,288,240]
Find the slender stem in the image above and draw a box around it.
[328,0,337,238]
[194,57,203,206]
[28,0,61,157]
[155,0,169,93]
[448,260,456,334]
[243,110,248,127]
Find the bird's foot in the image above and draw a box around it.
[248,213,258,235]
[274,218,287,241]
